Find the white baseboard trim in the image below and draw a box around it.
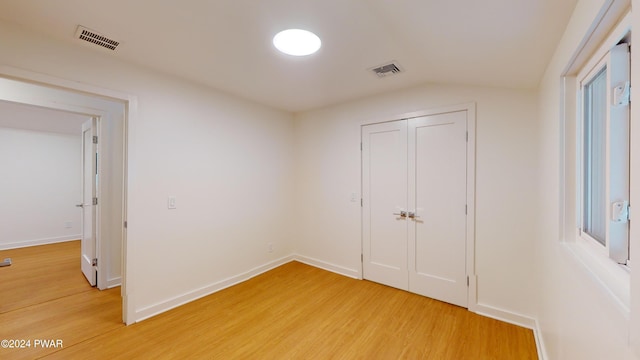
[293,254,361,279]
[474,303,536,329]
[0,235,81,250]
[532,319,548,360]
[107,277,122,289]
[133,255,295,323]
[474,303,543,359]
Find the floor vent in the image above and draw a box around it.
[75,26,120,51]
[370,61,403,78]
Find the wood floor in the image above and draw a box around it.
[0,242,538,359]
[0,241,93,314]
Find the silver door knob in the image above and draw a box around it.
[76,204,84,208]
[408,211,420,219]
[393,211,407,218]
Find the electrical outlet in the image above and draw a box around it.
[268,243,274,253]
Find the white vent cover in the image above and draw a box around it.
[369,61,403,77]
[75,25,120,51]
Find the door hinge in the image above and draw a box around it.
[124,221,128,229]
[466,131,468,142]
[361,198,363,207]
[613,81,631,106]
[92,135,98,144]
[92,258,98,267]
[361,253,363,262]
[467,276,469,287]
[360,142,363,151]
[612,201,630,222]
[92,197,98,205]
[465,205,467,215]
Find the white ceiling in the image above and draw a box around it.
[0,100,88,135]
[0,0,577,112]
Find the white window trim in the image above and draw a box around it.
[575,48,608,256]
[562,10,631,315]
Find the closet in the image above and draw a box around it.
[362,106,474,307]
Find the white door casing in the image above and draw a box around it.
[80,117,98,286]
[362,104,474,308]
[0,67,132,324]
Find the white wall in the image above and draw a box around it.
[0,127,81,249]
[293,84,539,322]
[536,0,638,359]
[0,20,295,321]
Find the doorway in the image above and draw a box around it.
[361,104,476,308]
[0,70,131,323]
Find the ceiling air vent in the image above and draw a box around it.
[75,25,120,51]
[369,61,403,78]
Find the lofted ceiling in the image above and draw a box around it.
[0,0,577,112]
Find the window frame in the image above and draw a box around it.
[561,10,632,314]
[576,54,614,260]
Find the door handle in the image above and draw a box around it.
[393,211,407,218]
[408,211,420,219]
[76,204,84,208]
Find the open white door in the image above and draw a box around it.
[79,117,97,286]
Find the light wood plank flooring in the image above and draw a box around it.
[1,242,537,359]
[0,241,92,314]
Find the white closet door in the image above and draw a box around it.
[362,109,470,308]
[408,111,468,307]
[362,121,409,290]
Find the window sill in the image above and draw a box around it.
[562,241,630,317]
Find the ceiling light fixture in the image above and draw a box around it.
[273,29,321,56]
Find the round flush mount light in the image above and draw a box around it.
[273,29,321,56]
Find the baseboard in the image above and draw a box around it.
[0,235,81,250]
[293,254,361,279]
[107,277,121,289]
[533,319,548,360]
[474,303,536,329]
[474,303,543,359]
[133,255,295,323]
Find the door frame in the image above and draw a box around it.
[0,65,136,324]
[361,102,477,311]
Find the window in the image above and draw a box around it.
[577,42,630,265]
[582,66,607,246]
[562,6,632,312]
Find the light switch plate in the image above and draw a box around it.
[168,196,176,209]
